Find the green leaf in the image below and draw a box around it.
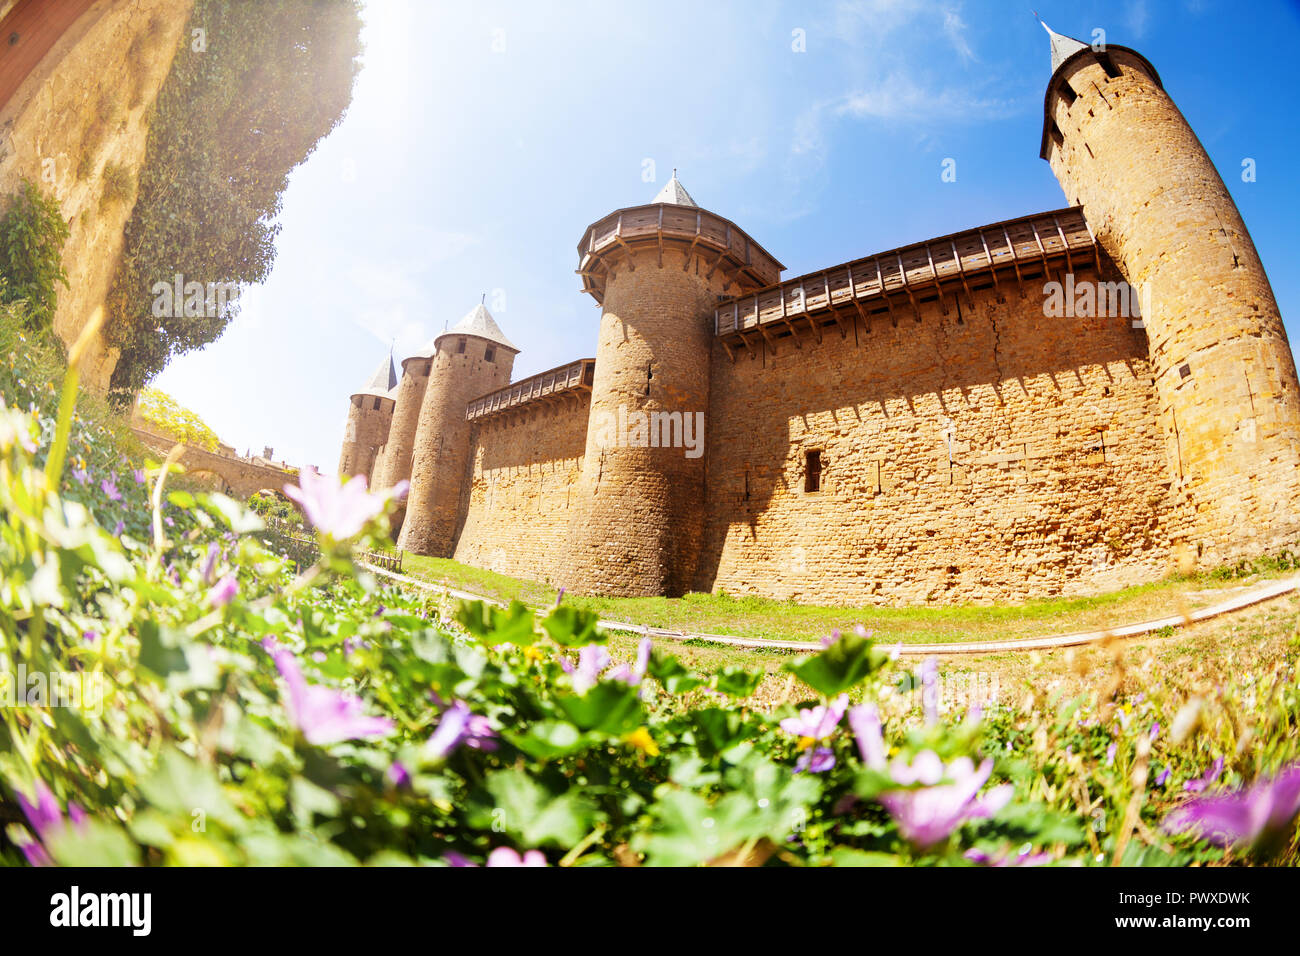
[553,681,643,735]
[478,769,596,848]
[454,599,538,646]
[784,633,888,697]
[540,604,603,647]
[712,665,763,698]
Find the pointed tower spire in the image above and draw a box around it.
[1034,13,1090,75]
[651,170,697,207]
[359,353,397,395]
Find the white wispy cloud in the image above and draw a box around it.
[1127,0,1151,38]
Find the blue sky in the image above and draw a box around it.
[152,0,1300,474]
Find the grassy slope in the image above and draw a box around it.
[401,551,1298,646]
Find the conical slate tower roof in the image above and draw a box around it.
[354,354,397,399]
[651,171,697,208]
[1038,17,1090,75]
[438,302,517,351]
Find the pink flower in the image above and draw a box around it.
[424,700,497,759]
[208,574,239,608]
[15,780,86,867]
[1163,763,1300,852]
[273,649,395,745]
[284,468,407,541]
[779,694,849,741]
[486,847,548,867]
[100,477,121,501]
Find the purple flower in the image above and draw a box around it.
[112,520,124,536]
[486,847,547,867]
[1155,766,1171,787]
[386,761,411,789]
[1184,756,1224,793]
[82,630,98,645]
[200,542,220,585]
[71,468,88,485]
[133,468,146,485]
[848,703,887,768]
[424,700,497,760]
[1105,743,1117,766]
[965,845,1052,867]
[15,780,86,867]
[850,710,1012,848]
[208,574,239,608]
[273,649,395,745]
[606,637,652,686]
[284,468,407,541]
[1149,722,1160,741]
[779,694,849,741]
[877,754,1013,849]
[820,629,841,648]
[561,644,611,694]
[795,746,837,774]
[920,657,939,725]
[1163,763,1300,852]
[101,477,121,502]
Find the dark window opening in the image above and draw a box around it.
[1050,121,1065,148]
[457,338,466,354]
[1179,363,1192,380]
[1059,82,1077,106]
[484,346,496,362]
[645,362,653,396]
[1096,52,1121,79]
[804,450,822,493]
[372,397,382,411]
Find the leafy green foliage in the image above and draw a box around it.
[104,0,363,398]
[1,326,1298,867]
[0,181,71,332]
[135,386,221,450]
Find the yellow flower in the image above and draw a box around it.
[625,726,660,757]
[796,735,815,752]
[523,645,544,662]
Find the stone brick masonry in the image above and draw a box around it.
[338,36,1300,606]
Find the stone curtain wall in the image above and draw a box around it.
[697,276,1173,605]
[1045,48,1300,564]
[452,398,591,580]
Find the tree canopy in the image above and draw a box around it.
[105,0,363,400]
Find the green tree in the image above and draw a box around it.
[105,0,363,400]
[136,386,222,451]
[0,179,71,331]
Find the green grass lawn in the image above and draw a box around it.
[396,550,1300,646]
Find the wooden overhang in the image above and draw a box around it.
[712,207,1100,358]
[465,358,596,422]
[576,203,785,305]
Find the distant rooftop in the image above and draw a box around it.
[651,171,697,207]
[437,302,518,351]
[354,354,397,399]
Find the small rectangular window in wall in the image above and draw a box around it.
[804,449,822,493]
[457,338,466,354]
[372,397,382,411]
[484,346,496,362]
[1096,52,1122,79]
[1050,120,1065,148]
[1059,82,1078,106]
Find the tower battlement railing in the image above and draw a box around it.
[712,207,1099,355]
[577,203,783,304]
[465,358,596,422]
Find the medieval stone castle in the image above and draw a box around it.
[336,26,1300,606]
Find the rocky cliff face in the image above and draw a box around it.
[0,0,194,392]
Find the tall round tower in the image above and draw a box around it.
[337,354,398,484]
[396,303,517,556]
[372,336,438,528]
[559,175,783,596]
[1039,22,1300,561]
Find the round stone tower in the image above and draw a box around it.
[1039,22,1300,561]
[337,354,397,484]
[396,303,517,556]
[560,175,784,596]
[372,336,438,529]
